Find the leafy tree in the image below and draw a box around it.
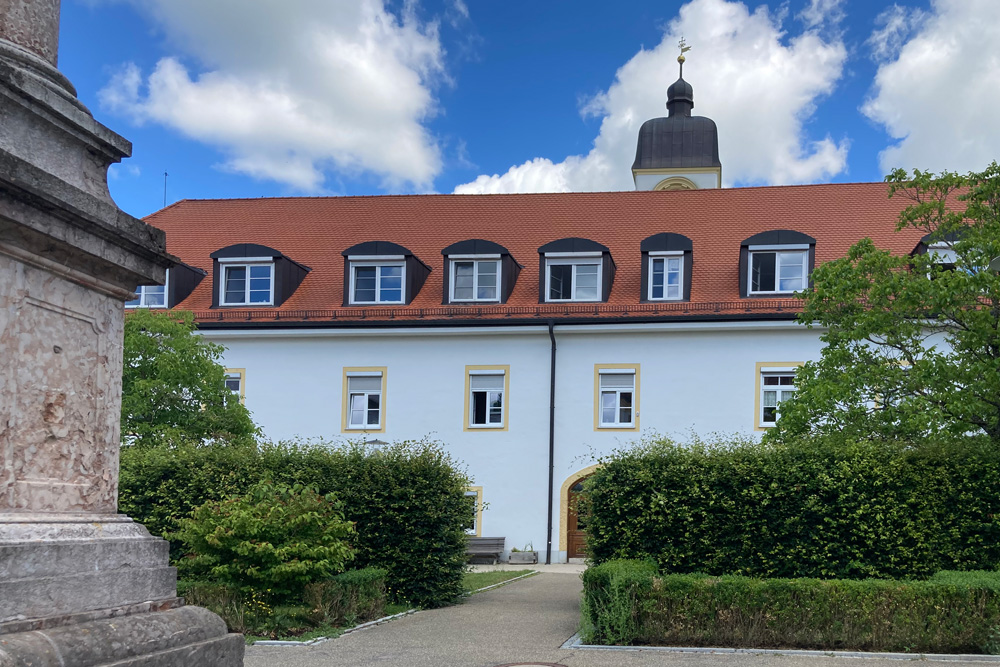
[122,309,258,446]
[767,162,1000,442]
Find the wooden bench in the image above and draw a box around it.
[466,536,505,564]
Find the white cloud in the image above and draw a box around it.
[863,0,1000,175]
[108,163,141,180]
[99,0,446,191]
[867,5,926,63]
[454,0,848,195]
[798,0,846,29]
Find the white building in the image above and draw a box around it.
[134,69,929,562]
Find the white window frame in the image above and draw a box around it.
[647,251,684,301]
[465,487,483,536]
[467,369,506,429]
[348,256,406,305]
[449,255,502,303]
[747,244,809,295]
[224,368,246,405]
[597,368,637,429]
[126,269,169,309]
[927,242,958,265]
[218,257,275,306]
[756,365,800,429]
[545,253,603,303]
[344,369,385,431]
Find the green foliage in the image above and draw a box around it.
[173,480,356,600]
[767,162,1000,442]
[119,438,472,608]
[583,435,1000,579]
[303,567,388,626]
[119,441,265,560]
[122,309,258,446]
[260,439,472,608]
[582,560,1000,652]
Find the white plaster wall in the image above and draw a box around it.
[204,321,824,562]
[634,171,719,190]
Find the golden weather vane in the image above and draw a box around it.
[677,38,692,77]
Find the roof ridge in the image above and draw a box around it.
[149,180,890,210]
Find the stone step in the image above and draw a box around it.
[0,537,169,580]
[0,566,177,624]
[0,606,244,666]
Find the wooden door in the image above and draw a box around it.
[567,478,589,559]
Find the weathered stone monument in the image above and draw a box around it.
[0,1,244,663]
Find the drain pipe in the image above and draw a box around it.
[545,320,557,565]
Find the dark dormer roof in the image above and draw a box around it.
[632,75,721,171]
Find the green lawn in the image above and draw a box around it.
[463,569,535,593]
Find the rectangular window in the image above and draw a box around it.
[126,270,169,308]
[220,263,273,305]
[351,263,404,304]
[546,258,601,302]
[465,486,483,536]
[224,368,245,405]
[451,259,500,302]
[649,255,683,300]
[465,366,509,430]
[342,368,387,432]
[755,362,803,429]
[594,365,639,430]
[749,250,807,294]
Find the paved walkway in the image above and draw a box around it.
[245,572,995,667]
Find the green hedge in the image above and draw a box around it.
[120,439,471,608]
[583,436,1000,579]
[582,560,1000,652]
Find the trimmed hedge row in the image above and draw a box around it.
[582,560,1000,652]
[582,436,1000,579]
[120,439,471,608]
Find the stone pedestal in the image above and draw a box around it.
[0,2,243,664]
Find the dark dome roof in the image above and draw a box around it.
[667,77,693,105]
[632,115,721,171]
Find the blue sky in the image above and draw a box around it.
[59,0,1000,218]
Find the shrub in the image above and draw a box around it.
[119,441,264,560]
[262,439,472,608]
[173,480,355,600]
[304,567,388,626]
[583,435,1000,579]
[120,437,472,608]
[582,560,1000,652]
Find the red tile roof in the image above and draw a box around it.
[143,183,927,326]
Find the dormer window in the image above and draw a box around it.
[210,244,310,308]
[538,238,614,304]
[127,263,206,310]
[926,243,958,266]
[739,231,816,298]
[351,261,404,304]
[650,255,683,299]
[126,270,168,308]
[343,241,430,307]
[748,248,808,294]
[442,240,520,305]
[641,233,692,301]
[547,255,601,301]
[451,258,499,302]
[220,259,274,306]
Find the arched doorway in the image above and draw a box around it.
[559,464,600,561]
[566,477,590,559]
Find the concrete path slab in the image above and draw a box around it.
[244,572,995,667]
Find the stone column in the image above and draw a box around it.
[0,1,244,664]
